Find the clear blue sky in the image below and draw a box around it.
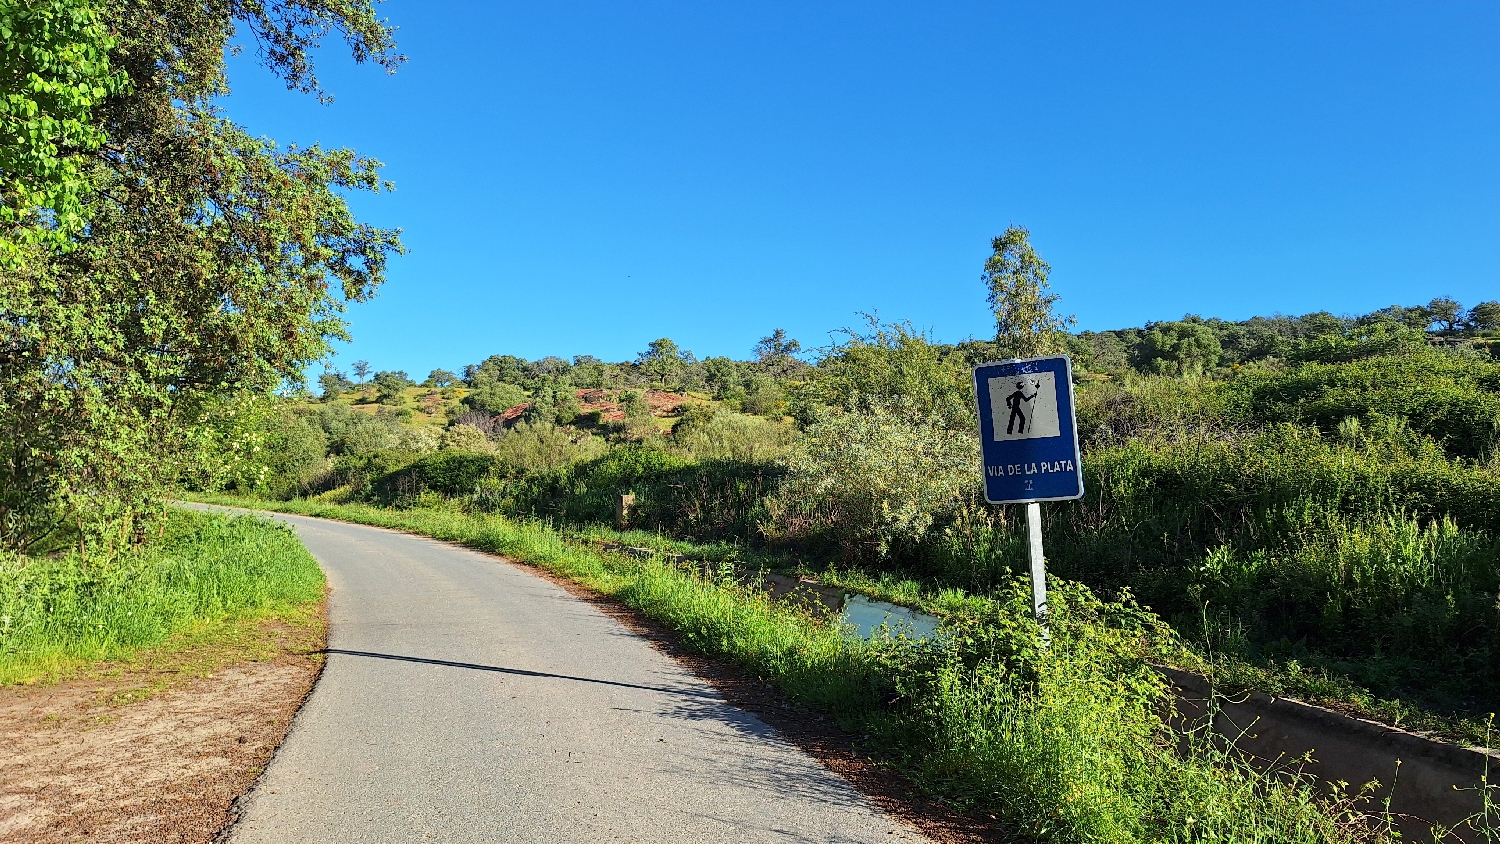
[223,1,1499,376]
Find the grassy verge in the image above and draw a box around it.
[190,492,1423,843]
[0,509,325,685]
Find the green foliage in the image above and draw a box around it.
[700,355,746,399]
[767,406,975,559]
[463,381,528,415]
[465,354,528,388]
[1134,320,1222,376]
[812,319,975,429]
[619,388,649,420]
[522,379,581,425]
[318,369,354,399]
[0,0,403,550]
[0,509,323,682]
[312,403,402,456]
[439,423,493,454]
[671,407,793,463]
[739,374,786,416]
[372,370,412,404]
[982,225,1074,358]
[1227,349,1500,458]
[423,369,457,387]
[491,444,691,525]
[637,337,691,388]
[753,328,805,377]
[374,450,498,501]
[0,0,124,254]
[1468,301,1500,331]
[490,421,605,476]
[1428,296,1463,331]
[1291,322,1429,364]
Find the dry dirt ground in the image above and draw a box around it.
[0,610,326,843]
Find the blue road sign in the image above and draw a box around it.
[973,355,1084,504]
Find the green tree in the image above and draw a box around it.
[637,338,689,388]
[372,370,412,404]
[318,370,354,399]
[424,369,457,387]
[1135,321,1223,376]
[0,1,403,549]
[619,389,650,419]
[464,382,528,415]
[700,356,744,399]
[351,360,372,384]
[522,379,580,425]
[754,329,804,377]
[981,225,1075,358]
[1428,297,1462,332]
[1360,304,1432,330]
[1466,301,1500,331]
[465,354,528,388]
[569,355,612,389]
[0,0,125,257]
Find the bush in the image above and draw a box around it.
[671,408,793,463]
[374,450,500,501]
[490,421,605,476]
[464,381,528,415]
[439,423,494,454]
[765,406,976,559]
[314,403,403,456]
[1225,349,1500,457]
[372,370,413,404]
[496,444,691,524]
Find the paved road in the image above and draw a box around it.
[207,509,926,843]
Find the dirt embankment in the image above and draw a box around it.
[0,611,326,843]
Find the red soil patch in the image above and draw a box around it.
[574,388,690,423]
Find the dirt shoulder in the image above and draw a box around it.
[0,607,326,844]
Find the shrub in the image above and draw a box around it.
[439,423,494,454]
[463,381,528,415]
[395,425,441,455]
[1225,349,1500,458]
[1134,320,1223,376]
[372,370,413,404]
[314,403,402,456]
[375,450,500,501]
[671,408,793,463]
[490,422,605,476]
[765,406,976,559]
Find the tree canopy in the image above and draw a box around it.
[0,0,404,549]
[982,225,1074,358]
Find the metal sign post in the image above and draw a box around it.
[973,354,1084,644]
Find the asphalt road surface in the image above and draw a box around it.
[205,508,927,843]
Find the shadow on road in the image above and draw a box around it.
[322,648,721,700]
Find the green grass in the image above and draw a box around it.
[0,509,325,684]
[189,492,1423,843]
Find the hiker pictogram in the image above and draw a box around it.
[988,371,1059,442]
[1005,380,1038,434]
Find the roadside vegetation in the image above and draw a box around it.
[0,0,385,687]
[191,493,1413,843]
[182,232,1500,838]
[4,6,1496,834]
[198,284,1500,747]
[0,509,325,684]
